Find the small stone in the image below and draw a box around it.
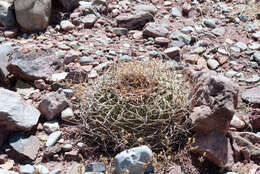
[192,47,206,54]
[19,164,35,174]
[234,42,247,51]
[87,162,106,172]
[82,14,97,28]
[133,4,157,15]
[212,27,225,36]
[171,7,182,17]
[154,37,170,45]
[253,51,260,62]
[164,47,180,59]
[43,120,60,134]
[61,20,75,31]
[248,43,260,50]
[225,71,238,78]
[114,146,153,174]
[203,19,216,28]
[61,108,74,121]
[113,28,128,36]
[80,57,95,64]
[245,74,260,83]
[169,40,185,48]
[62,143,73,152]
[46,131,62,147]
[218,48,229,55]
[181,26,194,34]
[120,55,132,61]
[0,169,18,174]
[34,165,49,174]
[207,59,219,70]
[230,114,245,129]
[88,69,98,79]
[52,72,68,82]
[143,22,169,38]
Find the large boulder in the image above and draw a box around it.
[0,0,16,27]
[0,44,13,87]
[186,69,239,167]
[0,88,40,132]
[14,0,51,32]
[38,89,69,120]
[7,49,61,81]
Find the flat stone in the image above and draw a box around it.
[62,143,73,152]
[203,19,216,28]
[242,86,260,107]
[181,26,194,34]
[51,72,68,82]
[116,12,154,30]
[234,42,247,51]
[143,22,169,38]
[164,47,180,59]
[19,164,35,174]
[113,28,128,36]
[61,108,74,121]
[7,49,61,81]
[154,37,170,45]
[0,88,40,132]
[43,120,60,134]
[252,31,260,40]
[46,131,62,147]
[212,27,226,36]
[9,133,40,161]
[245,74,260,83]
[61,20,75,31]
[115,146,153,174]
[249,43,260,50]
[39,89,69,120]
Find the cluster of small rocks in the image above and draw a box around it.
[0,0,260,173]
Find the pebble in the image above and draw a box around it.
[19,164,35,174]
[246,74,260,83]
[169,40,185,48]
[62,143,73,152]
[164,47,181,59]
[46,131,62,147]
[113,28,128,36]
[171,7,182,17]
[61,20,75,31]
[61,108,74,121]
[52,72,68,82]
[234,42,247,51]
[249,43,260,50]
[87,162,106,172]
[80,56,95,64]
[225,71,238,78]
[120,55,132,61]
[254,51,260,62]
[203,19,216,28]
[181,26,194,34]
[211,27,226,36]
[34,165,49,174]
[43,120,60,134]
[207,59,220,70]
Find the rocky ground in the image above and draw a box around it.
[0,0,260,174]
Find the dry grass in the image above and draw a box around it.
[74,59,191,155]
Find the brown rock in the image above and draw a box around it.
[38,89,69,120]
[183,54,199,64]
[143,22,169,38]
[154,37,170,45]
[191,131,234,168]
[82,14,97,28]
[167,164,182,174]
[250,109,260,130]
[116,12,154,30]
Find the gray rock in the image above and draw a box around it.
[0,88,40,132]
[203,19,216,28]
[0,1,16,27]
[62,143,73,152]
[120,55,132,61]
[14,0,51,32]
[0,169,19,174]
[51,72,68,82]
[242,86,260,106]
[113,28,128,36]
[0,44,13,87]
[133,4,157,15]
[181,26,194,34]
[114,146,153,174]
[116,12,154,30]
[19,164,35,174]
[9,133,40,161]
[82,14,97,28]
[225,71,238,78]
[61,20,75,31]
[252,31,260,40]
[43,120,60,134]
[170,31,191,45]
[143,22,168,38]
[61,107,74,121]
[234,42,247,51]
[248,43,260,50]
[34,165,49,174]
[169,40,185,48]
[171,7,182,18]
[39,89,69,120]
[87,162,105,172]
[7,49,61,81]
[254,51,260,62]
[211,27,226,36]
[245,74,260,83]
[207,59,219,70]
[46,131,62,147]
